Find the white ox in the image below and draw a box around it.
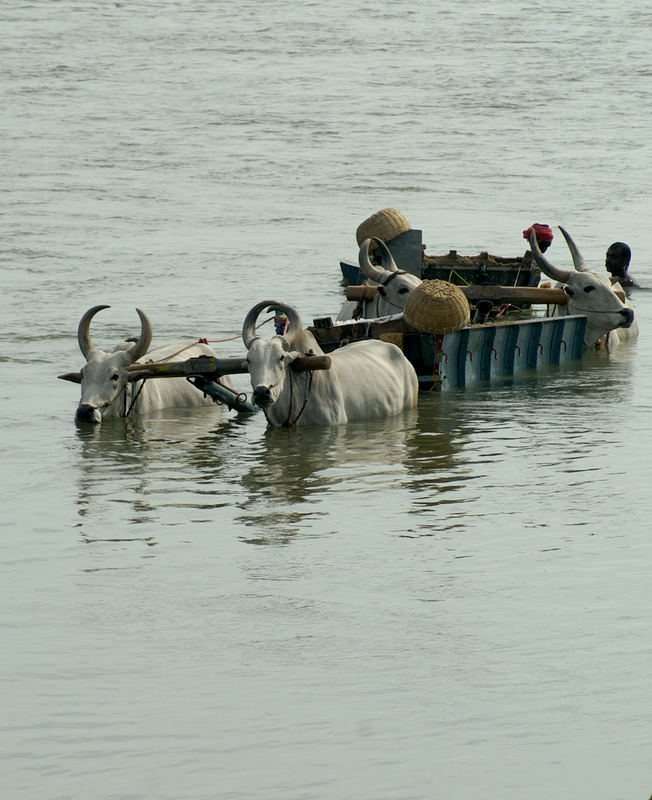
[337,237,422,321]
[530,227,637,348]
[242,300,419,427]
[68,305,224,423]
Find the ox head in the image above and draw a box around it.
[529,226,635,347]
[359,237,422,310]
[241,301,304,411]
[71,305,152,423]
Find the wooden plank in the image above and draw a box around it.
[460,286,568,304]
[125,356,246,378]
[125,354,331,381]
[347,283,568,305]
[347,282,625,305]
[345,285,379,301]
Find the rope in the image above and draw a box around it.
[128,317,273,371]
[285,369,313,426]
[124,378,147,417]
[380,270,409,286]
[200,317,274,344]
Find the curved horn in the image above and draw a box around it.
[558,226,589,271]
[242,301,303,349]
[529,231,571,284]
[127,308,153,363]
[373,237,399,273]
[77,304,111,359]
[359,238,390,284]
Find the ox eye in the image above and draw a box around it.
[583,285,596,294]
[111,373,119,381]
[398,287,409,294]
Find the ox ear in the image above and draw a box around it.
[58,372,82,383]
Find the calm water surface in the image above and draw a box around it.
[2,1,652,798]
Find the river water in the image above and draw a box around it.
[2,2,652,798]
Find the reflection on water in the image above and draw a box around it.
[234,410,425,543]
[72,342,639,546]
[74,406,241,542]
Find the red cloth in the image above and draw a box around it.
[523,223,554,243]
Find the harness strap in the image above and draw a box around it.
[124,378,147,417]
[284,369,313,426]
[381,270,409,286]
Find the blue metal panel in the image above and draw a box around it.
[568,316,587,359]
[546,318,565,364]
[538,318,559,364]
[513,323,531,373]
[492,324,519,376]
[464,326,494,384]
[526,321,544,368]
[455,328,471,388]
[412,315,587,392]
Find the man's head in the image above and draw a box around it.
[523,223,554,253]
[605,242,631,277]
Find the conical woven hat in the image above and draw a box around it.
[403,280,470,334]
[356,208,412,246]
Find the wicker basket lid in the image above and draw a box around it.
[356,208,412,246]
[403,280,470,334]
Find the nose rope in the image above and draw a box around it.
[119,336,219,416]
[285,369,313,427]
[256,361,313,426]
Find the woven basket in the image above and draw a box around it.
[356,208,412,247]
[403,280,470,334]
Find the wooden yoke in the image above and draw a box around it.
[346,285,381,301]
[293,355,331,371]
[124,354,331,381]
[125,356,247,379]
[59,354,332,384]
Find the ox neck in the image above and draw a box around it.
[265,369,313,427]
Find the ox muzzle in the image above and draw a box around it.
[252,386,273,407]
[618,307,635,328]
[75,403,103,424]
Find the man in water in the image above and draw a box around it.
[523,222,554,253]
[605,241,639,289]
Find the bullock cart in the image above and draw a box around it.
[340,216,540,290]
[310,285,587,392]
[78,312,585,397]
